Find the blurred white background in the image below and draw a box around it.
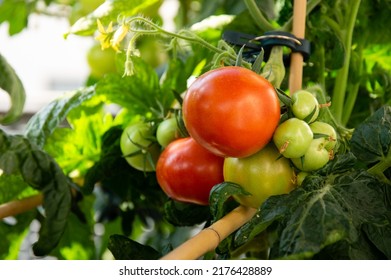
[0,14,92,113]
[0,0,178,116]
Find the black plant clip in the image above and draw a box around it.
[222,30,311,65]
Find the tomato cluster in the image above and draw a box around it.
[119,66,338,209]
[273,90,337,179]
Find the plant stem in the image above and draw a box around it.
[261,46,285,88]
[126,16,242,66]
[367,149,391,184]
[244,0,275,31]
[342,44,364,126]
[331,0,361,124]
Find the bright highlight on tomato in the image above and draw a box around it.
[182,66,281,158]
[156,137,224,205]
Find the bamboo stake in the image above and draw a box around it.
[0,193,43,220]
[288,0,307,94]
[160,206,257,260]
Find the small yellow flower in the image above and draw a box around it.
[111,24,129,52]
[95,19,114,50]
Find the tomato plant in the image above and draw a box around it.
[182,66,280,158]
[0,0,391,262]
[223,143,296,209]
[156,137,224,205]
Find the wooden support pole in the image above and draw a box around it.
[288,0,307,95]
[0,193,43,220]
[160,206,257,260]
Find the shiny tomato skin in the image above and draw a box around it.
[224,143,296,208]
[156,137,224,205]
[182,66,280,158]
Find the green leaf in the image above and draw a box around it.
[0,0,30,35]
[0,174,35,204]
[65,0,160,37]
[209,182,246,223]
[0,213,34,259]
[43,101,113,176]
[96,57,173,118]
[24,86,95,148]
[0,130,72,256]
[0,53,26,124]
[163,199,210,227]
[350,105,391,165]
[108,234,161,260]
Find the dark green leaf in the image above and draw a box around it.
[0,130,72,256]
[209,182,246,223]
[350,105,391,165]
[363,223,391,259]
[0,53,25,124]
[315,152,357,176]
[82,125,124,195]
[163,199,210,227]
[108,234,161,260]
[276,88,292,107]
[24,86,95,148]
[0,174,35,204]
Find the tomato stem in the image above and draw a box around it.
[367,149,391,185]
[124,16,251,70]
[261,46,285,88]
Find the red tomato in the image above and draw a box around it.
[182,66,280,158]
[156,137,224,205]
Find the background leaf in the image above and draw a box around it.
[0,53,26,125]
[0,130,72,256]
[350,105,391,165]
[24,86,95,148]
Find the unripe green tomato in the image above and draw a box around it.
[156,117,180,148]
[291,138,330,172]
[120,122,161,172]
[309,121,337,151]
[272,118,313,158]
[86,44,117,78]
[291,90,319,123]
[224,144,296,209]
